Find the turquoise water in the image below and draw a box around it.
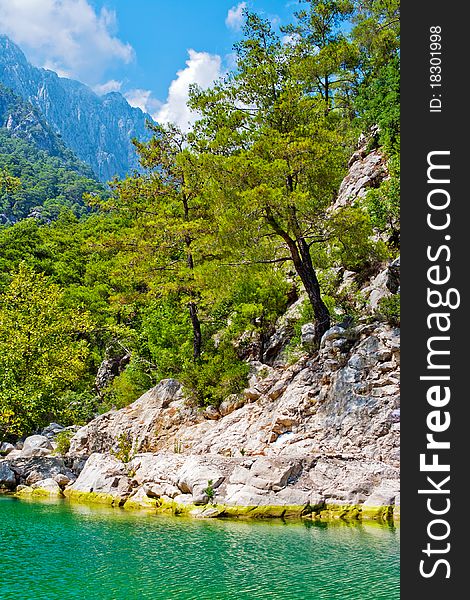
[0,497,399,599]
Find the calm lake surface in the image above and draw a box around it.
[0,496,399,599]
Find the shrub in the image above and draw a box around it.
[363,154,400,248]
[180,344,249,407]
[204,479,215,504]
[111,432,134,463]
[99,360,152,412]
[377,295,400,326]
[59,390,97,425]
[54,429,74,455]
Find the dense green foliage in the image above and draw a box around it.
[0,131,105,221]
[0,264,93,439]
[54,429,74,455]
[0,0,400,438]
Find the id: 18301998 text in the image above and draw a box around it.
[429,26,443,113]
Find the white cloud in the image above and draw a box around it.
[0,0,134,84]
[42,60,72,79]
[124,88,162,116]
[281,33,300,47]
[225,2,246,31]
[94,79,122,95]
[125,89,152,112]
[155,49,222,132]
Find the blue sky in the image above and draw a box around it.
[0,0,300,130]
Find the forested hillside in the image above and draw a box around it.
[0,0,400,442]
[0,84,105,222]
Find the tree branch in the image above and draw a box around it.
[220,256,292,267]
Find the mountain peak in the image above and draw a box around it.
[0,35,28,65]
[0,34,154,181]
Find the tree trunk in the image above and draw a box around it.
[296,238,330,342]
[186,247,202,360]
[188,301,202,360]
[182,193,202,360]
[324,75,330,113]
[265,207,330,346]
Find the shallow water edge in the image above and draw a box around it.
[2,489,400,523]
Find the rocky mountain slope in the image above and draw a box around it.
[0,35,153,181]
[1,84,66,156]
[0,318,400,520]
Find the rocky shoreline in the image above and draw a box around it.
[0,451,399,522]
[1,319,400,523]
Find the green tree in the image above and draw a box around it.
[110,123,210,360]
[351,1,400,245]
[352,0,400,70]
[190,13,353,344]
[352,0,400,147]
[0,167,21,194]
[0,129,104,221]
[0,264,92,439]
[282,0,358,113]
[0,167,21,220]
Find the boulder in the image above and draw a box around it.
[320,326,346,349]
[7,456,76,486]
[173,493,195,506]
[64,453,132,505]
[143,481,180,499]
[229,457,302,492]
[5,450,22,460]
[69,379,183,455]
[15,484,31,493]
[130,453,185,488]
[175,456,225,503]
[124,487,157,510]
[21,435,53,458]
[0,442,15,455]
[40,423,65,439]
[0,461,16,489]
[31,478,62,497]
[53,473,73,488]
[25,471,45,485]
[301,323,316,349]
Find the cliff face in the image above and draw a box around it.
[0,35,153,181]
[71,324,400,465]
[0,83,94,176]
[0,83,106,222]
[0,84,61,155]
